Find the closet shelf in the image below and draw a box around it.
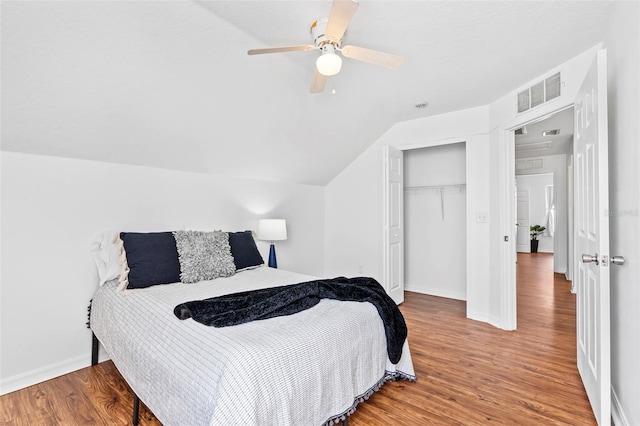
[404,183,466,191]
[404,183,466,220]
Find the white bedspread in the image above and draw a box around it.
[91,267,415,425]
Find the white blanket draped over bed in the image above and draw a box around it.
[91,267,415,425]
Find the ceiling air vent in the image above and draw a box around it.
[517,72,562,113]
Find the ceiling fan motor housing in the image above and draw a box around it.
[311,17,341,49]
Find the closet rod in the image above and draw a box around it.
[403,183,466,190]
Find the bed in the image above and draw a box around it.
[89,231,415,425]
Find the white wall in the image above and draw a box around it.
[489,45,602,131]
[516,174,554,253]
[324,106,492,323]
[404,143,466,300]
[0,152,325,394]
[465,134,492,325]
[604,2,640,425]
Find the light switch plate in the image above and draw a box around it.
[476,212,488,223]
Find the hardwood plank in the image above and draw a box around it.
[0,253,594,425]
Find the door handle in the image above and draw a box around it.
[611,256,625,266]
[582,253,599,265]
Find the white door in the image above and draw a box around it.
[516,188,530,252]
[574,50,610,426]
[383,145,404,304]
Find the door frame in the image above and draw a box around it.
[515,186,531,253]
[500,105,575,330]
[383,137,471,309]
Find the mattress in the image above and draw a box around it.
[90,266,415,425]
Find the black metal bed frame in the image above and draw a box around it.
[92,332,141,425]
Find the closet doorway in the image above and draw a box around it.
[403,142,467,301]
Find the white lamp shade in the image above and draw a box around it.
[257,219,287,241]
[316,45,342,76]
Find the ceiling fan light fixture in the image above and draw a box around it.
[247,0,403,93]
[316,44,342,76]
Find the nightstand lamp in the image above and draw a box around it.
[257,219,287,268]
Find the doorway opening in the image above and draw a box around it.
[382,139,471,307]
[516,173,554,255]
[513,106,575,323]
[404,142,467,301]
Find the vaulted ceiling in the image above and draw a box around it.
[1,1,612,185]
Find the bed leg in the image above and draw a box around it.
[91,332,99,366]
[343,417,349,426]
[132,394,140,426]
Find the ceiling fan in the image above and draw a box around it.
[247,0,404,94]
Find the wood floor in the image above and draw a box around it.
[0,253,595,425]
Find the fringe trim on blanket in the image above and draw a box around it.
[322,370,417,426]
[86,299,92,329]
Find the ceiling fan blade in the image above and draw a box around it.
[325,0,359,42]
[340,45,404,69]
[247,45,315,55]
[310,68,327,94]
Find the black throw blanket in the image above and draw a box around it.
[174,277,407,364]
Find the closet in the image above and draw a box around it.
[403,142,467,300]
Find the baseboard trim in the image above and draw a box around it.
[0,349,111,396]
[0,355,88,395]
[466,310,503,329]
[466,310,486,322]
[405,285,466,301]
[611,385,630,426]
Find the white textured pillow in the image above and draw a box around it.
[89,231,121,286]
[173,230,236,284]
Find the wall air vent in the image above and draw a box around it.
[516,158,544,170]
[517,72,562,113]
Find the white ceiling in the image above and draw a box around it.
[1,1,612,185]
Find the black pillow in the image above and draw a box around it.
[228,231,264,271]
[120,232,181,288]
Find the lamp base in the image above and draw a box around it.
[268,244,277,268]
